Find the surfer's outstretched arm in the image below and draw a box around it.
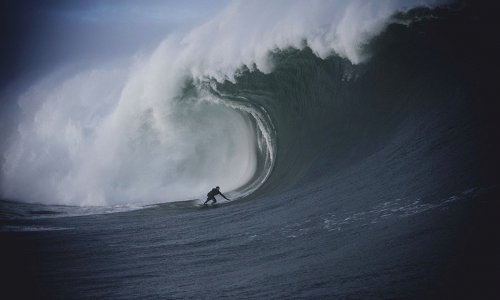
[220,192,229,200]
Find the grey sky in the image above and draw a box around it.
[1,0,230,87]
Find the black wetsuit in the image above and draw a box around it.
[204,188,228,205]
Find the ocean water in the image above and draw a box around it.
[1,0,499,299]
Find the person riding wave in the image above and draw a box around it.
[203,186,229,205]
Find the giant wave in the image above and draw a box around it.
[3,0,500,298]
[2,0,455,206]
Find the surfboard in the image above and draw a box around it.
[198,203,218,208]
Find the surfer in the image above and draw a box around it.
[203,186,229,205]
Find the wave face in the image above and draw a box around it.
[1,0,454,206]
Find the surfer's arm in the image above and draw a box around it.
[219,192,229,200]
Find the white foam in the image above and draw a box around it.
[0,225,74,232]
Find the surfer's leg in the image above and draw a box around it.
[205,196,215,205]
